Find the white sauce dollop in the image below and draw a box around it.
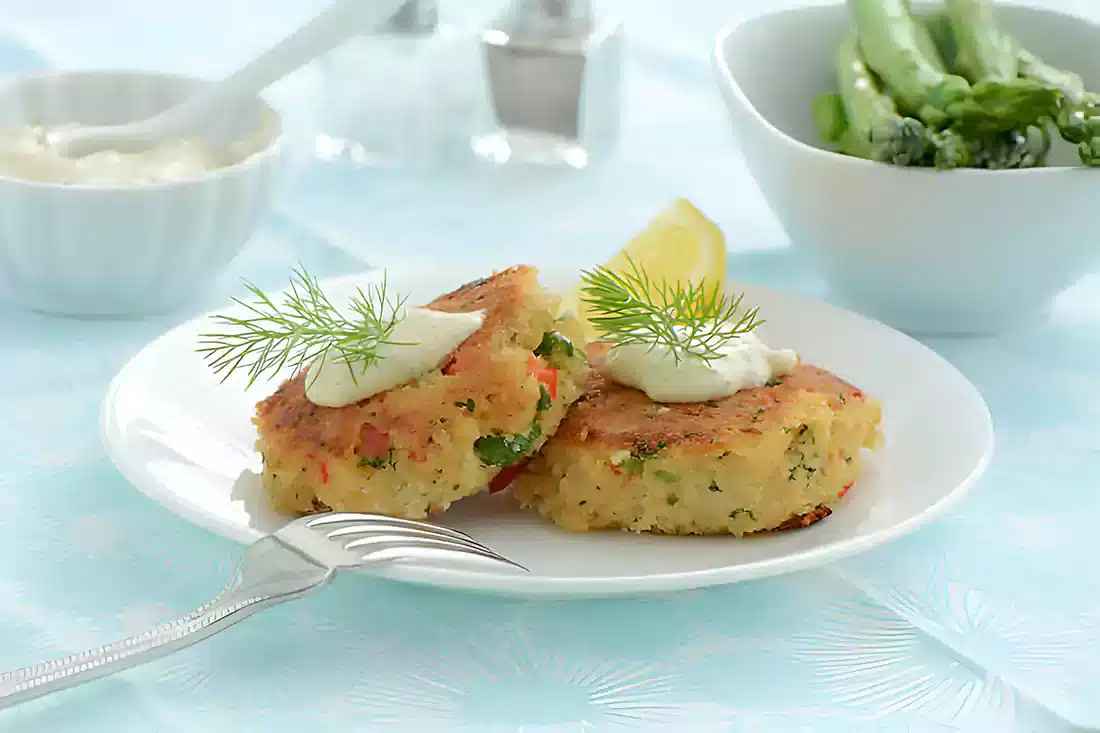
[601,330,798,403]
[304,307,484,408]
[0,112,277,185]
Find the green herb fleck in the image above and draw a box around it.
[636,441,666,458]
[837,393,847,405]
[709,481,723,492]
[702,400,720,408]
[666,493,680,506]
[533,331,575,364]
[654,469,679,484]
[455,398,475,412]
[845,456,853,464]
[719,450,731,459]
[620,441,667,474]
[729,508,756,521]
[359,450,394,470]
[786,423,816,482]
[766,377,782,388]
[536,384,552,413]
[788,452,813,479]
[474,423,542,467]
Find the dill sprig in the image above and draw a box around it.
[197,266,408,387]
[579,255,763,363]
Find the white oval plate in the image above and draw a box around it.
[102,263,993,598]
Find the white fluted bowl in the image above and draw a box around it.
[0,70,284,317]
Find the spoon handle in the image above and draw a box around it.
[61,0,409,155]
[157,0,409,127]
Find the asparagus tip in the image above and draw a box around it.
[869,118,931,167]
[930,130,974,170]
[1078,139,1100,167]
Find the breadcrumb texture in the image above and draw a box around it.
[511,363,882,536]
[255,266,588,518]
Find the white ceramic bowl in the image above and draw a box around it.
[714,3,1100,336]
[0,71,284,317]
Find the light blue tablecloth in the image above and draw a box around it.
[2,2,1099,731]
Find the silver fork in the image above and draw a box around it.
[0,513,524,709]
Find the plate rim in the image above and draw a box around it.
[100,265,995,598]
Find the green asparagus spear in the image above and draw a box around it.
[1016,47,1094,104]
[918,9,978,164]
[1078,138,1100,166]
[916,10,1061,135]
[920,11,957,70]
[927,11,1088,105]
[870,120,931,165]
[812,92,873,158]
[839,132,872,158]
[1058,104,1100,147]
[813,92,849,145]
[834,32,930,165]
[944,0,1017,83]
[1058,108,1100,165]
[937,0,1057,157]
[1012,44,1100,164]
[974,126,1051,169]
[846,0,971,124]
[926,125,1049,169]
[945,78,1059,136]
[928,129,975,168]
[1016,125,1052,168]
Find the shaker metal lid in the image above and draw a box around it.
[508,0,594,31]
[386,0,439,34]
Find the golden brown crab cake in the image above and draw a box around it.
[511,363,882,536]
[255,266,589,518]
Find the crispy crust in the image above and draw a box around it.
[553,363,869,455]
[430,267,541,377]
[762,505,833,533]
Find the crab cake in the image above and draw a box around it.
[255,266,589,518]
[511,363,882,536]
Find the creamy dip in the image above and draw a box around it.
[601,329,798,403]
[0,111,277,185]
[304,307,484,408]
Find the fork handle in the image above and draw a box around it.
[0,537,332,709]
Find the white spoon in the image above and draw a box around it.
[48,0,410,159]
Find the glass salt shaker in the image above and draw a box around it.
[315,0,485,170]
[473,0,624,169]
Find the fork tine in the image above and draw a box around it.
[331,524,500,560]
[304,512,380,528]
[342,532,509,560]
[365,545,528,572]
[345,534,528,572]
[304,513,478,543]
[324,522,481,547]
[298,512,525,572]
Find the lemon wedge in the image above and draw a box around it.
[560,198,727,345]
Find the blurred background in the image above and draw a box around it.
[0,0,786,277]
[4,0,1090,280]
